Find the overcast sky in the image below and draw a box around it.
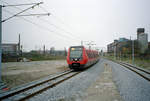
[1,0,150,51]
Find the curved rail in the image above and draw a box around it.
[120,62,150,74]
[115,61,150,82]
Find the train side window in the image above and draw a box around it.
[89,52,91,58]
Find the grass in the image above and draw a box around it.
[22,52,66,61]
[29,55,66,61]
[2,53,66,62]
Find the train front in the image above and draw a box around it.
[67,46,88,70]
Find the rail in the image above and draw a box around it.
[0,69,80,101]
[114,60,150,82]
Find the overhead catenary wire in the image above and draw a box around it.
[1,0,81,42]
[2,2,43,7]
[3,10,78,46]
[39,5,82,40]
[37,0,98,47]
[1,2,43,22]
[2,9,78,44]
[16,13,50,17]
[38,18,81,41]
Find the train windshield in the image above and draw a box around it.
[70,47,83,58]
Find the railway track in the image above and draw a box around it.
[0,70,80,101]
[115,61,150,82]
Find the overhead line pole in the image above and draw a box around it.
[0,2,45,87]
[0,5,2,82]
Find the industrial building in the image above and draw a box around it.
[2,34,21,62]
[2,43,19,54]
[107,28,149,56]
[107,38,130,54]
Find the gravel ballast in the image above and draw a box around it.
[107,59,150,101]
[28,59,105,101]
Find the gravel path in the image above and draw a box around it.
[28,59,105,101]
[83,62,123,101]
[107,59,150,101]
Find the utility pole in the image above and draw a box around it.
[20,45,23,57]
[43,45,45,54]
[101,50,103,57]
[18,34,21,54]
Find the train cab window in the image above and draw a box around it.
[70,47,83,58]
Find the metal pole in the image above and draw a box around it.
[0,5,2,82]
[18,34,20,54]
[43,45,45,54]
[132,39,134,64]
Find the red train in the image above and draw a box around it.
[67,46,99,70]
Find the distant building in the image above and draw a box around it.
[50,47,55,55]
[137,28,148,54]
[118,38,129,42]
[53,50,66,56]
[2,43,19,54]
[107,42,115,53]
[107,38,129,53]
[107,28,149,56]
[2,43,20,62]
[137,28,145,39]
